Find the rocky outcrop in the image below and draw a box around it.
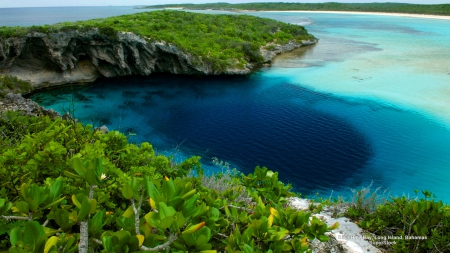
[287,197,381,253]
[0,93,59,118]
[260,39,316,63]
[0,29,316,89]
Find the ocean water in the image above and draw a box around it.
[0,6,150,26]
[20,9,450,201]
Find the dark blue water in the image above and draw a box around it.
[30,74,369,195]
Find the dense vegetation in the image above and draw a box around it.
[0,75,32,98]
[339,188,450,252]
[0,110,337,252]
[0,103,449,252]
[146,3,450,16]
[0,10,315,72]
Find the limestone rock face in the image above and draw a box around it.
[260,39,317,63]
[0,29,316,89]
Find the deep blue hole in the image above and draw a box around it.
[31,74,373,195]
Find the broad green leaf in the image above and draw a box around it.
[181,233,196,247]
[77,198,91,222]
[49,178,63,199]
[162,179,176,200]
[15,201,29,213]
[114,230,131,249]
[144,178,160,200]
[72,157,86,176]
[122,185,134,200]
[26,198,39,212]
[175,212,186,229]
[196,226,211,242]
[168,196,183,208]
[10,228,23,246]
[55,209,70,228]
[196,235,208,245]
[20,183,28,200]
[23,221,45,246]
[158,202,175,219]
[85,169,101,186]
[95,158,104,177]
[144,212,160,227]
[0,201,12,215]
[318,235,330,242]
[159,216,175,230]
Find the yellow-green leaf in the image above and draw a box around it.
[122,206,134,218]
[44,236,59,253]
[182,221,205,235]
[136,235,144,246]
[71,195,81,209]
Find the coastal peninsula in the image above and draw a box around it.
[0,10,316,90]
[145,2,450,16]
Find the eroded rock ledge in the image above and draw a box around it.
[288,198,381,253]
[0,29,316,90]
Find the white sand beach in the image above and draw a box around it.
[264,10,450,20]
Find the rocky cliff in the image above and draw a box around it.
[0,29,316,89]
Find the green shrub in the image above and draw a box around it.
[0,75,32,98]
[352,190,450,252]
[0,112,336,252]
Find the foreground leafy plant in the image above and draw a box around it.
[0,112,337,252]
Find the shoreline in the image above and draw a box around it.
[261,10,450,21]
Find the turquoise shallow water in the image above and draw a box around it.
[24,9,450,201]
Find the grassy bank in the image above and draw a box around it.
[145,3,450,16]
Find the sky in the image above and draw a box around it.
[0,0,449,8]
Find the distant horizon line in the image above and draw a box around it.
[0,2,444,9]
[0,5,146,9]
